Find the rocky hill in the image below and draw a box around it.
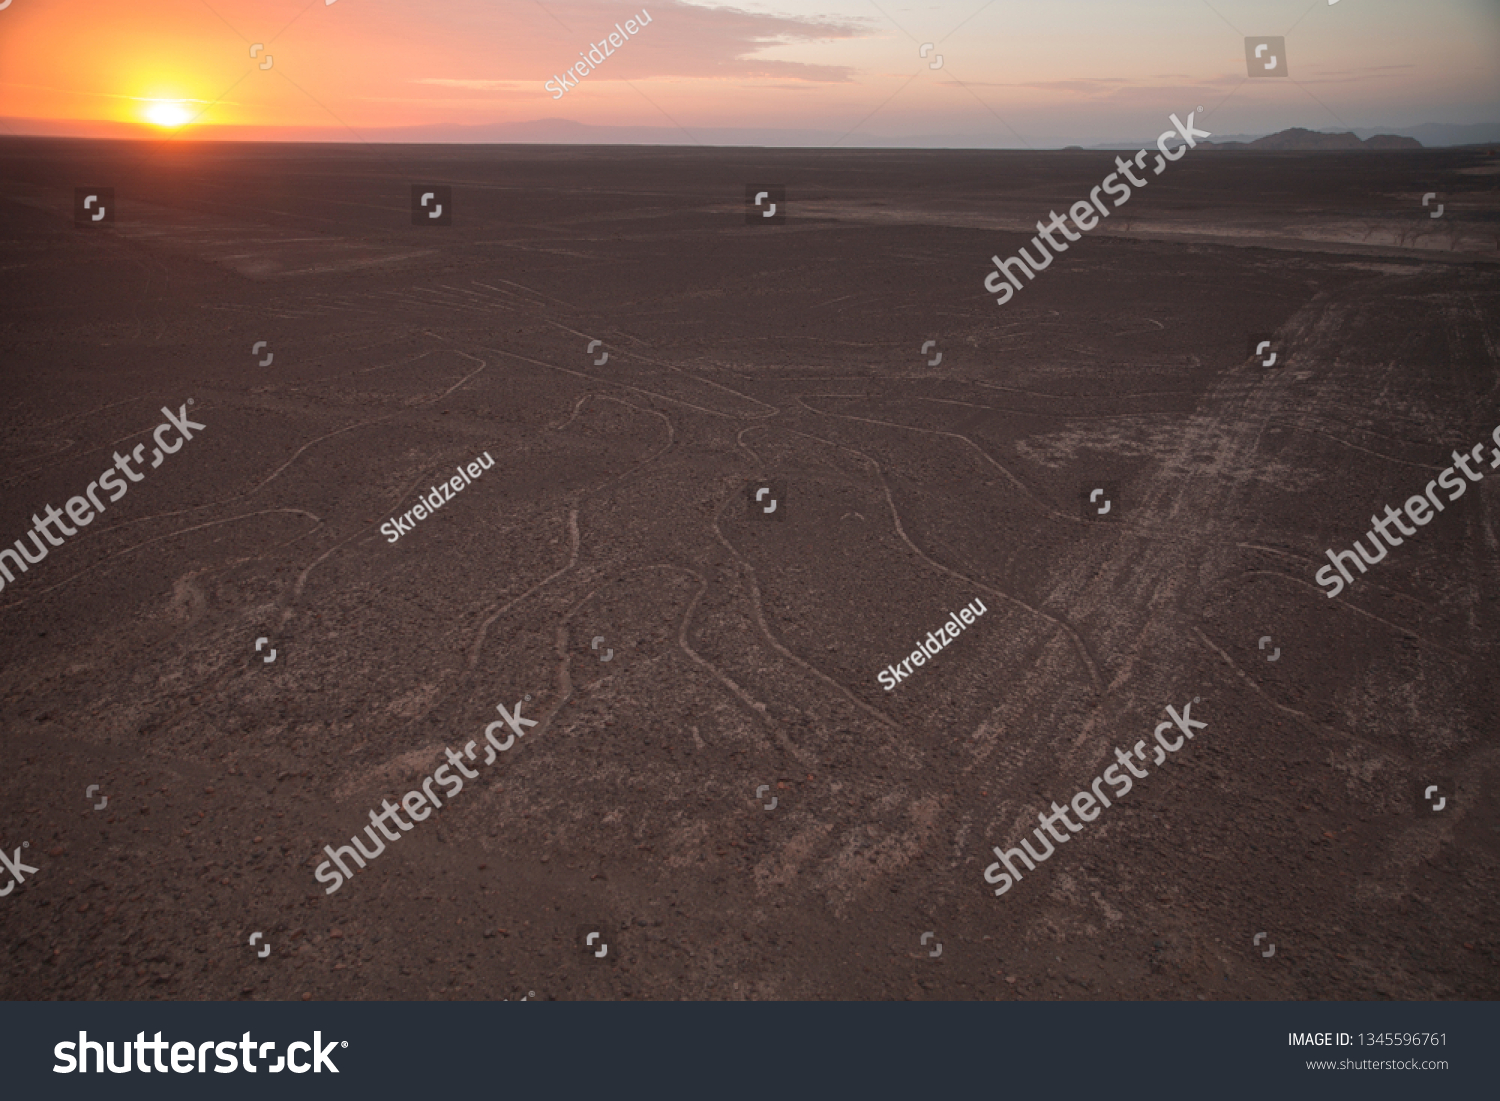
[1202,127,1422,150]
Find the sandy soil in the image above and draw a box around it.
[1,139,1498,1001]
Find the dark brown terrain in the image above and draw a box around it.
[1,138,1498,1001]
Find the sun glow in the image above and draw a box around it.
[144,101,192,128]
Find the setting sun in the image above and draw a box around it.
[144,101,191,128]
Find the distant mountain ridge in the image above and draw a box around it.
[1086,122,1500,151]
[1200,127,1421,150]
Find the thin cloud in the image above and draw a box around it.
[0,82,227,105]
[453,0,865,84]
[413,79,527,90]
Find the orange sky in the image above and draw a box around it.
[1,0,1496,145]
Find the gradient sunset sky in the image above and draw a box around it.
[1,0,1496,145]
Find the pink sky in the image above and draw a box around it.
[1,0,1496,145]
